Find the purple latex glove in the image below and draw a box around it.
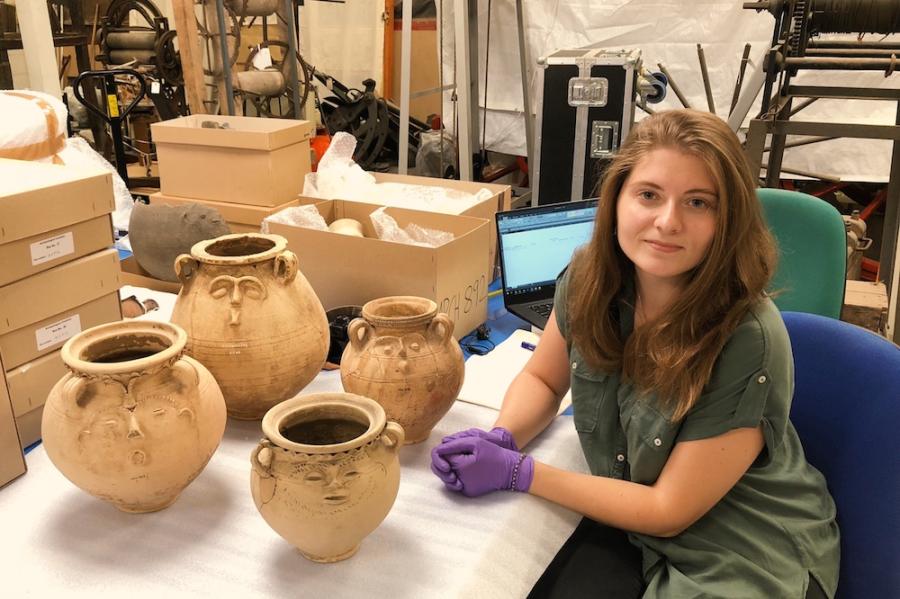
[441,426,519,451]
[431,437,534,497]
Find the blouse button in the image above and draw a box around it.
[616,454,625,462]
[653,438,662,447]
[571,361,578,370]
[757,375,767,384]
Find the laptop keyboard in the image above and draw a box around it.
[531,303,552,318]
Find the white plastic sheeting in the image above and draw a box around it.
[437,0,900,182]
[0,90,135,232]
[300,0,386,100]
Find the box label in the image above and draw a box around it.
[35,314,82,351]
[30,231,75,265]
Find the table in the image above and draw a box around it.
[0,368,587,598]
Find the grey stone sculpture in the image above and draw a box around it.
[129,202,230,282]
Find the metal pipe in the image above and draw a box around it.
[805,48,900,57]
[214,0,235,115]
[809,40,900,50]
[788,96,818,117]
[656,62,691,109]
[784,56,899,70]
[398,0,412,172]
[729,43,752,116]
[282,0,302,119]
[697,44,716,113]
[516,0,533,174]
[760,165,842,183]
[763,135,837,151]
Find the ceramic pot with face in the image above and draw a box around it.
[41,321,226,513]
[250,392,404,562]
[339,296,464,444]
[171,233,330,419]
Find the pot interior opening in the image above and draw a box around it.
[369,300,430,319]
[207,236,275,257]
[281,415,369,446]
[84,334,171,364]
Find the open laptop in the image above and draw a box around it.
[496,199,597,329]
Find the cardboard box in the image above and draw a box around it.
[152,115,314,206]
[0,353,26,487]
[0,292,122,370]
[842,280,889,335]
[0,214,114,287]
[119,255,182,294]
[269,199,491,338]
[149,191,299,233]
[15,405,43,450]
[334,172,510,271]
[0,159,115,248]
[0,248,121,336]
[6,348,66,420]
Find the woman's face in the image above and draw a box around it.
[615,147,719,290]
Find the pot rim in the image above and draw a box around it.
[261,392,386,454]
[361,296,437,329]
[190,233,286,265]
[61,320,187,377]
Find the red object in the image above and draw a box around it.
[310,132,332,172]
[861,257,880,282]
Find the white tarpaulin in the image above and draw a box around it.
[437,0,900,182]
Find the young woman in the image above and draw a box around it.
[431,109,840,598]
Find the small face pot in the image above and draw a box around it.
[250,392,404,562]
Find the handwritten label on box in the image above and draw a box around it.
[35,314,82,351]
[30,231,75,266]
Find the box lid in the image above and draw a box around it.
[0,159,115,244]
[151,115,314,151]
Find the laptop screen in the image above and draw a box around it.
[497,200,597,296]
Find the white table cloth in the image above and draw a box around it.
[0,369,588,598]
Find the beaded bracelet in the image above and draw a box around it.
[510,452,527,491]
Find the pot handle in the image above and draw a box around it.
[428,313,454,344]
[274,250,298,284]
[174,254,198,284]
[60,375,89,407]
[380,421,405,450]
[250,440,275,478]
[347,318,371,352]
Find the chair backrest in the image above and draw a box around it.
[783,311,900,599]
[757,188,847,318]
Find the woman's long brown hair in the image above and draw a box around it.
[567,109,776,421]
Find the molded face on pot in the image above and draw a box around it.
[41,321,227,513]
[170,233,330,419]
[251,393,403,562]
[340,296,465,444]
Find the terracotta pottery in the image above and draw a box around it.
[171,233,329,420]
[41,321,226,513]
[327,218,365,237]
[340,296,464,444]
[250,392,404,562]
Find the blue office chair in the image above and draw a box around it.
[783,311,900,599]
[757,188,847,319]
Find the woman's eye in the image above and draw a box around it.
[304,472,325,483]
[639,191,656,201]
[687,198,712,210]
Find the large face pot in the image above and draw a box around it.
[41,321,226,513]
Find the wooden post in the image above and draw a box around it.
[170,0,209,114]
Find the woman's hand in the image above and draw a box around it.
[440,426,519,451]
[431,436,534,497]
